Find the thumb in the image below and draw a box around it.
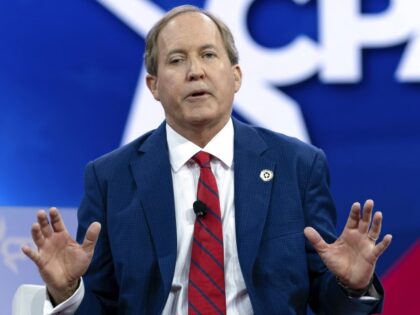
[304,227,328,253]
[82,222,101,255]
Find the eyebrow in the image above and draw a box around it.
[199,44,218,51]
[166,44,219,56]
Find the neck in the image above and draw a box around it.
[168,117,230,148]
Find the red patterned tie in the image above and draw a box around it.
[188,151,226,315]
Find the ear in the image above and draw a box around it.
[146,74,160,101]
[232,64,242,93]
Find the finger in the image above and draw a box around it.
[37,210,53,238]
[344,202,361,230]
[373,234,392,258]
[21,245,41,267]
[368,211,382,241]
[49,207,68,233]
[31,223,45,248]
[359,199,374,234]
[304,227,329,253]
[81,222,101,255]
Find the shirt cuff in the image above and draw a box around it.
[44,278,85,315]
[355,282,381,302]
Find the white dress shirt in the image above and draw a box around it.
[162,119,252,314]
[45,119,253,314]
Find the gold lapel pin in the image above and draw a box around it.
[260,169,274,182]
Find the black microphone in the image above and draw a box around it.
[193,200,207,217]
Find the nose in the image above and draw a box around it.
[187,57,205,81]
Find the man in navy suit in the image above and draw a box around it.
[23,5,392,314]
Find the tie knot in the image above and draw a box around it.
[193,151,211,168]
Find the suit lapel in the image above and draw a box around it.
[128,119,275,298]
[233,120,275,282]
[130,123,177,295]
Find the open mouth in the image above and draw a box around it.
[187,89,210,99]
[190,91,208,97]
[191,91,207,97]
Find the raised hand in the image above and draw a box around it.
[22,207,101,304]
[304,200,392,290]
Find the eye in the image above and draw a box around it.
[169,56,184,64]
[203,51,217,59]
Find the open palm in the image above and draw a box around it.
[22,208,101,304]
[304,200,392,290]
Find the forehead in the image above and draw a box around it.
[157,12,223,53]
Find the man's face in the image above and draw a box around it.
[146,12,242,137]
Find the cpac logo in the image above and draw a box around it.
[96,0,420,143]
[0,217,33,274]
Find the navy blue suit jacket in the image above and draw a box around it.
[75,119,383,314]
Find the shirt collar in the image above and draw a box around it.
[166,119,234,172]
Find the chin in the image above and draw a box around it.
[190,114,228,128]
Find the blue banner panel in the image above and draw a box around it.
[0,207,77,315]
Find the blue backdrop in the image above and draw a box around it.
[1,0,419,314]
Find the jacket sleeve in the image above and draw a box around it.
[304,150,384,315]
[75,161,119,314]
